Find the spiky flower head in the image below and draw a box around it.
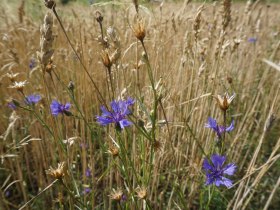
[9,80,28,93]
[214,93,235,111]
[135,186,147,200]
[109,188,123,201]
[6,72,19,83]
[96,97,135,130]
[203,154,237,188]
[46,162,65,179]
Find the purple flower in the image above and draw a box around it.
[50,100,71,116]
[29,58,36,69]
[96,97,135,129]
[85,168,91,177]
[8,102,17,110]
[248,37,257,43]
[83,187,92,194]
[205,117,234,138]
[25,94,41,105]
[203,154,237,188]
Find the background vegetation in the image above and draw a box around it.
[0,0,279,209]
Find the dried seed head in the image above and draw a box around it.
[109,188,123,201]
[46,162,65,179]
[68,80,75,91]
[9,80,28,93]
[101,50,112,68]
[214,93,235,111]
[108,146,119,157]
[44,0,56,10]
[6,72,20,83]
[45,0,56,9]
[133,20,146,42]
[95,11,103,23]
[153,139,162,151]
[135,186,147,200]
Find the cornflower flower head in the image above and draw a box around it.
[214,92,235,111]
[203,154,237,188]
[50,100,71,116]
[25,94,41,105]
[205,117,234,138]
[96,98,135,130]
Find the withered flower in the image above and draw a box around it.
[101,50,112,68]
[135,186,147,200]
[6,72,19,83]
[133,20,146,42]
[108,146,119,157]
[44,0,56,10]
[109,188,123,201]
[9,80,28,93]
[46,162,65,179]
[214,93,235,111]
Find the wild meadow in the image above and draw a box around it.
[0,0,280,209]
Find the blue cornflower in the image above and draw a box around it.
[50,100,71,116]
[25,94,41,105]
[205,117,234,138]
[83,187,92,194]
[248,37,257,43]
[96,98,135,129]
[203,154,237,188]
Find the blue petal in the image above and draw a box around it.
[111,100,119,113]
[64,103,71,111]
[211,154,226,168]
[223,163,237,175]
[118,119,132,129]
[96,116,113,125]
[220,177,233,188]
[205,117,217,129]
[100,106,111,117]
[203,158,213,171]
[126,97,135,106]
[226,120,234,132]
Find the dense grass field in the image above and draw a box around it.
[0,0,280,209]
